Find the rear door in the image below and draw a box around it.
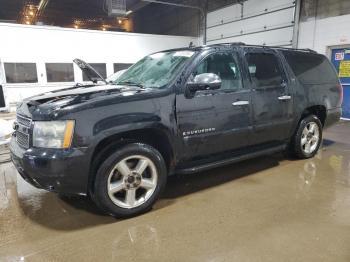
[244,48,294,146]
[176,49,252,160]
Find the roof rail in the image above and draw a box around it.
[206,42,246,47]
[241,44,317,53]
[204,42,317,53]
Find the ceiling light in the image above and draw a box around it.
[74,25,79,29]
[25,21,31,25]
[118,19,122,24]
[29,11,34,16]
[102,28,106,31]
[126,10,133,15]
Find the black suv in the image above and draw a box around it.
[11,43,342,217]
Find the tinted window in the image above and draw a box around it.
[283,51,338,84]
[83,63,107,81]
[193,52,242,91]
[46,63,74,82]
[246,53,283,88]
[4,63,38,83]
[114,63,133,72]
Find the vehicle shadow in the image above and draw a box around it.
[11,134,341,231]
[161,152,283,201]
[15,152,284,231]
[157,139,336,204]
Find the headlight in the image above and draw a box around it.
[33,120,75,149]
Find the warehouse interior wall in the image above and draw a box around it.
[0,23,197,104]
[298,0,350,55]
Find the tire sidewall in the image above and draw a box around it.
[93,143,167,218]
[294,115,323,159]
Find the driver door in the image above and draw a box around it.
[176,50,252,161]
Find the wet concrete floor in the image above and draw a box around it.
[1,122,350,261]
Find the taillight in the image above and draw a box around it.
[338,82,343,107]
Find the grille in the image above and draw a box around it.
[16,114,32,149]
[17,114,32,127]
[16,131,30,149]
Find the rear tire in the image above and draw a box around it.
[290,115,323,159]
[92,143,167,218]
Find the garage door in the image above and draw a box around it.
[206,0,296,47]
[331,48,350,119]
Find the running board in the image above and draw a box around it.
[176,145,286,175]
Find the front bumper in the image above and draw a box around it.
[10,136,89,195]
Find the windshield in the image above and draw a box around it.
[107,69,127,83]
[114,50,195,89]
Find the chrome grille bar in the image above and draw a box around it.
[15,114,32,149]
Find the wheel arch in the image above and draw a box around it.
[300,105,327,126]
[87,127,175,195]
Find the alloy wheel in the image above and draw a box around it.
[301,122,320,154]
[107,155,158,209]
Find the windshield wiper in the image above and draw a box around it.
[117,81,145,89]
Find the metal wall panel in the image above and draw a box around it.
[243,0,294,17]
[207,8,294,42]
[208,27,293,47]
[207,4,241,28]
[206,0,296,46]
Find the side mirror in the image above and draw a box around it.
[186,73,221,94]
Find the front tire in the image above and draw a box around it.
[92,143,167,218]
[291,115,323,159]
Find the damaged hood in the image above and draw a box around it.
[17,84,154,120]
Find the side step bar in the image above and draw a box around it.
[176,145,286,175]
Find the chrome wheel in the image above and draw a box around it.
[301,122,320,154]
[107,155,158,209]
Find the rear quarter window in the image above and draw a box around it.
[282,51,338,84]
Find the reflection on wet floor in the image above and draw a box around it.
[1,122,350,261]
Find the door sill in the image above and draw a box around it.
[175,144,286,175]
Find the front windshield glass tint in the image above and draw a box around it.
[115,50,195,88]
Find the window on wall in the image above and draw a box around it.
[114,63,133,73]
[245,53,284,88]
[46,63,74,82]
[4,63,38,83]
[192,52,243,91]
[82,63,107,81]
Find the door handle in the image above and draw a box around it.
[232,100,249,106]
[278,95,291,101]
